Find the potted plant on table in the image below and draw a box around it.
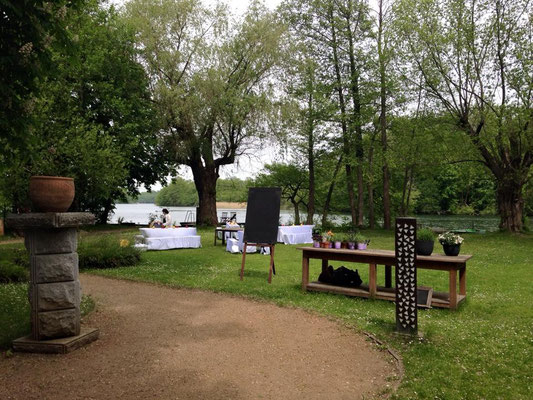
[416,228,435,256]
[312,232,322,248]
[438,231,464,256]
[355,233,370,250]
[333,233,344,249]
[346,231,358,250]
[322,230,334,248]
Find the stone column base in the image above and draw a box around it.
[12,327,99,354]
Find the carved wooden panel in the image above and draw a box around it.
[395,217,418,334]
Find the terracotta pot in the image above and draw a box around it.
[29,176,75,212]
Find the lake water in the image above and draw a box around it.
[110,203,512,231]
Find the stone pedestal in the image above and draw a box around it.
[7,213,99,352]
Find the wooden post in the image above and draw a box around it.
[302,254,309,290]
[385,265,392,288]
[268,245,275,284]
[395,217,418,335]
[240,242,247,281]
[369,264,377,298]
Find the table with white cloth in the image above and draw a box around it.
[277,225,314,245]
[139,227,201,250]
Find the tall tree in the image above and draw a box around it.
[0,0,83,169]
[396,0,533,231]
[255,163,308,224]
[126,0,285,225]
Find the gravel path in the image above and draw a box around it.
[0,275,399,399]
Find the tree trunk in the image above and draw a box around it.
[293,200,301,225]
[190,164,218,226]
[99,198,114,225]
[322,154,344,227]
[496,178,524,232]
[306,92,315,225]
[378,0,391,229]
[329,6,357,226]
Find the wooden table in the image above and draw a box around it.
[298,247,472,310]
[214,226,243,246]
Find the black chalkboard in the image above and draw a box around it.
[243,187,281,244]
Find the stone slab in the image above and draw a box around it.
[31,281,80,311]
[31,253,79,283]
[6,212,95,229]
[12,327,99,354]
[33,308,80,339]
[25,228,77,255]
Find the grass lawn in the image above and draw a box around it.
[2,227,532,399]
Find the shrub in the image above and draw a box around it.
[417,228,436,242]
[78,235,141,270]
[0,261,29,283]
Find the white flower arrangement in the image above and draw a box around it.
[438,232,464,245]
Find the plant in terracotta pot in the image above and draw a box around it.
[438,231,464,256]
[416,228,435,256]
[29,146,75,212]
[322,230,334,248]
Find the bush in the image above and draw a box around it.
[78,235,141,270]
[0,261,29,283]
[417,228,436,241]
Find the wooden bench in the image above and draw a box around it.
[298,247,472,310]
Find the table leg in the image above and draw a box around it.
[214,230,217,246]
[302,256,309,290]
[449,270,457,309]
[321,259,328,274]
[222,231,226,245]
[240,243,247,281]
[459,267,466,296]
[369,264,377,298]
[385,265,392,288]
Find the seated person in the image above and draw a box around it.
[162,208,173,228]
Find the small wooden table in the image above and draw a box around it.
[299,247,472,310]
[214,226,243,246]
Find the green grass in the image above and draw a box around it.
[1,227,532,399]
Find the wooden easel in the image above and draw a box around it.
[240,242,276,283]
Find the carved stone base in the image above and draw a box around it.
[12,327,99,354]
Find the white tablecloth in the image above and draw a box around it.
[277,225,314,244]
[226,230,257,253]
[140,227,197,237]
[139,228,201,250]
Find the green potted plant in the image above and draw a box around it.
[355,233,369,250]
[438,231,464,256]
[333,233,344,249]
[346,231,358,250]
[416,228,435,256]
[312,232,322,248]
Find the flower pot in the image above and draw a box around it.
[357,242,367,250]
[334,241,342,249]
[29,176,75,212]
[443,243,461,256]
[415,239,434,256]
[313,240,320,248]
[321,241,330,248]
[341,241,348,249]
[347,242,356,250]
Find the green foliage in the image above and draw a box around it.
[78,235,141,269]
[1,0,168,222]
[0,261,29,284]
[156,178,198,206]
[417,228,435,242]
[155,177,251,206]
[0,0,83,164]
